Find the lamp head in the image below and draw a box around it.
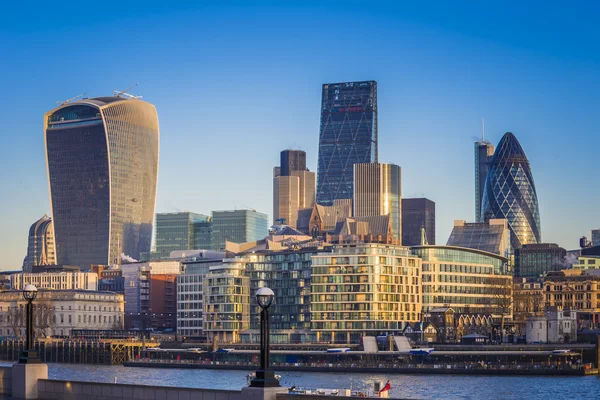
[256,287,275,310]
[22,284,38,301]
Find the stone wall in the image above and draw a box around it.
[0,366,12,395]
[37,379,242,400]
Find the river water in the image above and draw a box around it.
[3,363,600,399]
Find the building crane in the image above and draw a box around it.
[113,83,142,99]
[57,93,86,105]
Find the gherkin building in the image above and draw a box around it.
[481,132,541,250]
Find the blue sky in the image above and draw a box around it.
[1,1,599,269]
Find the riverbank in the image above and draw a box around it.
[123,360,598,376]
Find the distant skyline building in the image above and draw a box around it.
[154,212,210,254]
[514,243,567,278]
[210,210,268,251]
[44,96,159,268]
[353,163,401,241]
[474,125,495,222]
[446,219,511,258]
[273,150,315,227]
[481,132,541,249]
[316,81,378,205]
[402,198,436,246]
[592,229,600,246]
[23,214,56,271]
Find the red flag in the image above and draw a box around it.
[379,380,391,395]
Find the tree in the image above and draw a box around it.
[34,300,55,338]
[485,276,513,342]
[7,305,24,337]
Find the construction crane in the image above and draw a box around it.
[56,93,86,105]
[113,83,142,99]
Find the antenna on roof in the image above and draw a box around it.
[113,83,142,99]
[482,118,485,142]
[57,93,86,105]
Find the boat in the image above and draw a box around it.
[327,347,351,353]
[409,348,434,355]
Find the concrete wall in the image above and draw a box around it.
[0,366,12,395]
[37,379,241,400]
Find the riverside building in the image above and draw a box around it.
[412,245,511,317]
[10,271,98,291]
[310,243,422,343]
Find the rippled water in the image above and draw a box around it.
[3,363,600,399]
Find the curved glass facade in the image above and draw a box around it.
[45,98,159,268]
[481,132,541,250]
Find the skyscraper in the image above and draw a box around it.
[401,198,436,246]
[481,132,541,249]
[45,96,159,268]
[23,214,56,271]
[316,81,378,205]
[353,163,401,241]
[154,212,210,254]
[592,229,600,246]
[475,130,495,222]
[273,150,315,227]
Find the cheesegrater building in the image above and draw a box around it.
[316,81,378,205]
[44,96,159,268]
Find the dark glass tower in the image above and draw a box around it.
[316,81,377,205]
[475,140,494,222]
[402,198,435,246]
[45,97,159,268]
[482,132,541,249]
[280,150,306,176]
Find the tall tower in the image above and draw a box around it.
[273,150,315,227]
[317,81,377,206]
[23,214,56,271]
[45,96,159,268]
[353,163,401,241]
[482,132,541,249]
[475,119,495,222]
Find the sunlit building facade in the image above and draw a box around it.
[353,163,401,241]
[447,219,511,258]
[311,243,422,343]
[23,214,56,271]
[44,97,159,267]
[413,245,511,317]
[316,81,378,205]
[481,132,541,249]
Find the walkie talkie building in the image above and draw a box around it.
[44,96,159,268]
[481,132,541,250]
[316,81,378,205]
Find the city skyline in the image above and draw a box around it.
[1,2,599,269]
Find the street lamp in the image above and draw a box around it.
[250,287,279,387]
[19,284,40,364]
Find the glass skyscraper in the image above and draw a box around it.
[481,132,541,249]
[316,81,378,205]
[45,96,159,267]
[155,212,210,254]
[402,198,436,246]
[210,210,268,251]
[475,140,495,222]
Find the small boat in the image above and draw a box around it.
[327,347,351,353]
[552,349,570,354]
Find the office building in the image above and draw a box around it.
[316,81,378,205]
[121,261,181,330]
[402,198,435,246]
[23,214,56,271]
[193,219,212,250]
[44,96,159,268]
[353,163,401,241]
[0,290,123,337]
[475,137,495,222]
[412,245,511,316]
[447,219,511,258]
[311,243,422,343]
[592,229,600,246]
[210,210,268,251]
[10,271,98,291]
[273,150,316,227]
[202,259,250,343]
[177,257,224,338]
[514,243,566,278]
[572,255,600,271]
[481,132,541,249]
[280,149,307,177]
[155,212,210,254]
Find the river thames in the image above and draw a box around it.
[3,362,596,399]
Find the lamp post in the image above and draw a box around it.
[250,287,279,387]
[19,284,40,364]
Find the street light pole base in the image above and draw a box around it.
[18,350,41,364]
[249,369,281,387]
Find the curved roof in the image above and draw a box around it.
[411,244,509,262]
[491,132,528,164]
[29,214,52,237]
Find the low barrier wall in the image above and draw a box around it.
[0,366,12,395]
[37,379,242,400]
